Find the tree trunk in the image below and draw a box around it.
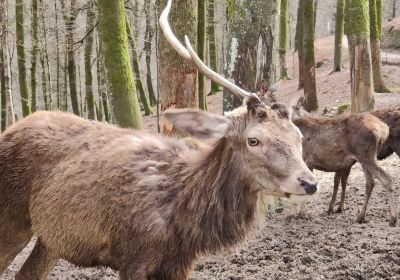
[224,0,280,112]
[125,13,152,115]
[97,38,111,123]
[40,50,48,110]
[279,0,289,80]
[207,0,222,95]
[61,0,80,116]
[1,0,15,127]
[85,2,96,120]
[346,0,374,112]
[16,0,30,117]
[303,0,318,112]
[62,51,69,111]
[198,0,207,110]
[333,0,345,72]
[158,0,198,133]
[369,0,390,92]
[98,0,143,129]
[296,0,304,89]
[31,0,39,112]
[54,0,61,110]
[144,1,157,106]
[40,0,52,110]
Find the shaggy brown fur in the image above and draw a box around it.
[289,105,397,226]
[0,100,317,279]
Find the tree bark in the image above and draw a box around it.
[98,0,143,129]
[224,0,280,111]
[40,0,52,110]
[207,0,222,95]
[144,1,157,106]
[31,0,39,112]
[61,0,80,116]
[303,0,318,112]
[54,0,61,110]
[16,0,30,116]
[369,0,390,92]
[85,1,96,120]
[158,0,198,133]
[125,13,152,115]
[198,0,207,110]
[295,0,304,89]
[333,0,345,72]
[346,0,374,112]
[0,0,15,127]
[279,0,289,80]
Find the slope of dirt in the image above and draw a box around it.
[2,35,400,280]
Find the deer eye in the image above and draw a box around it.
[248,138,260,146]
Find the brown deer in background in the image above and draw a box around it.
[0,1,317,279]
[288,100,397,226]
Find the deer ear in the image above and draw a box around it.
[296,97,305,107]
[162,109,230,139]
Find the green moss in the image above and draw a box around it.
[279,0,288,55]
[98,0,143,129]
[345,0,370,39]
[337,103,350,114]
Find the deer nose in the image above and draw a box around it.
[300,179,318,194]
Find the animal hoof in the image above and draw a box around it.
[334,207,343,214]
[389,217,397,227]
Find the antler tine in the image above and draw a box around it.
[184,36,257,100]
[159,0,191,60]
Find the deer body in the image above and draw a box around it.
[0,108,316,279]
[292,111,397,225]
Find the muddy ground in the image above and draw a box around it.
[2,34,400,280]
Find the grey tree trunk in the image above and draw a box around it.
[333,0,345,72]
[223,0,280,111]
[85,1,96,120]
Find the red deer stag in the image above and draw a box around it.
[287,101,397,226]
[0,1,317,279]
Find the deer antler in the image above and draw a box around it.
[159,0,260,101]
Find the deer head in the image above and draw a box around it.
[160,0,318,200]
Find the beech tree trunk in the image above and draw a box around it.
[369,0,390,92]
[303,0,318,112]
[98,0,143,129]
[224,0,280,111]
[85,2,96,120]
[207,0,222,95]
[346,0,374,112]
[279,0,289,80]
[144,1,157,106]
[158,0,198,133]
[198,0,207,110]
[296,0,305,89]
[16,0,30,116]
[333,0,345,72]
[31,0,39,112]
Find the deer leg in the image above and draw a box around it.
[328,171,342,215]
[356,170,374,224]
[366,162,397,226]
[15,238,59,280]
[336,167,351,213]
[0,217,33,274]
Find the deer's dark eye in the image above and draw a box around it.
[248,138,260,146]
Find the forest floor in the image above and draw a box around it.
[2,36,400,280]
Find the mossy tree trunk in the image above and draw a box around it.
[1,0,15,127]
[279,0,289,80]
[40,0,52,110]
[333,0,345,72]
[198,0,207,110]
[369,0,390,92]
[61,0,80,116]
[303,0,318,112]
[144,1,157,106]
[158,0,198,134]
[346,0,374,112]
[224,0,280,112]
[98,0,143,129]
[295,0,304,90]
[207,0,222,95]
[85,2,96,120]
[31,0,38,112]
[125,13,152,115]
[16,0,30,117]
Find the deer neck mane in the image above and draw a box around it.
[170,137,263,256]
